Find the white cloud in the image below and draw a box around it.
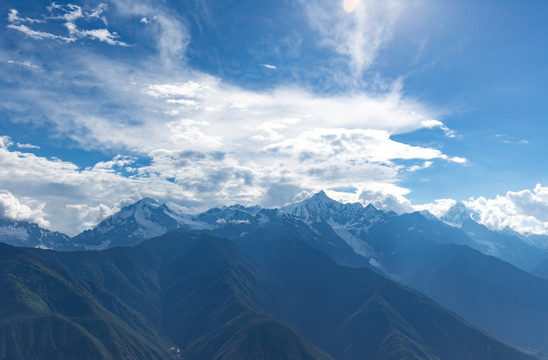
[408,161,433,172]
[0,190,49,227]
[16,142,40,149]
[421,119,457,138]
[7,9,45,24]
[7,4,127,46]
[0,47,466,234]
[113,0,189,59]
[0,1,468,235]
[358,184,414,214]
[91,155,136,171]
[7,60,42,70]
[7,24,74,42]
[66,24,129,46]
[495,134,528,145]
[465,184,548,235]
[261,64,277,70]
[66,203,117,230]
[414,198,456,218]
[0,136,13,149]
[300,0,406,74]
[0,146,169,235]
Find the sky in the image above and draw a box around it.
[1,0,548,236]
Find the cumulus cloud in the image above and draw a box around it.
[357,184,414,214]
[0,136,13,149]
[0,0,467,234]
[414,198,457,218]
[66,203,117,230]
[465,184,548,235]
[0,190,49,227]
[0,146,175,235]
[0,48,465,234]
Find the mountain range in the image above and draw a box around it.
[0,230,536,359]
[2,191,548,358]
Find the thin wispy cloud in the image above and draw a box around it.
[7,23,74,42]
[495,134,529,145]
[16,143,40,149]
[7,9,45,24]
[7,3,129,46]
[7,60,42,70]
[300,0,405,75]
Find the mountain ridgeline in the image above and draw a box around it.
[1,191,548,358]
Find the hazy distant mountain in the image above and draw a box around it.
[0,215,74,250]
[202,206,372,268]
[281,191,386,260]
[8,230,533,360]
[440,202,547,270]
[357,212,548,355]
[531,257,548,279]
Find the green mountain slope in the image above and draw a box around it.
[0,243,170,360]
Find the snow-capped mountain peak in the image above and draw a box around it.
[72,198,181,249]
[281,191,342,222]
[0,215,73,250]
[441,202,479,227]
[281,191,385,226]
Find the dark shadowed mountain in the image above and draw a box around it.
[531,257,548,279]
[0,242,170,360]
[5,230,534,359]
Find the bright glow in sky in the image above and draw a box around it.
[2,0,548,236]
[343,0,361,13]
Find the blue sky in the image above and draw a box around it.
[1,0,548,236]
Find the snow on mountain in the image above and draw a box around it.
[438,202,546,270]
[64,191,546,272]
[440,202,480,227]
[281,191,385,258]
[0,216,73,250]
[282,191,385,228]
[194,204,262,227]
[71,198,182,249]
